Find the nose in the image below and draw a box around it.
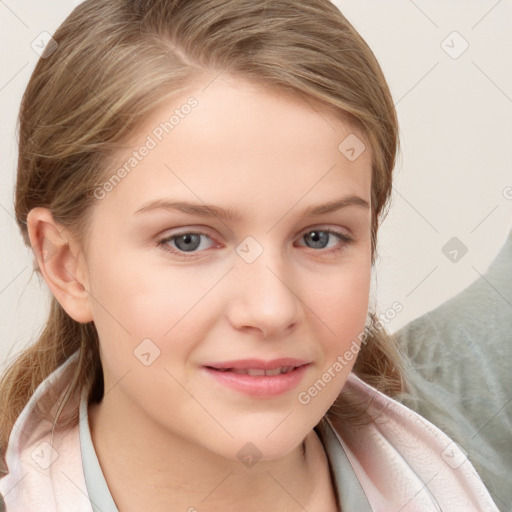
[226,246,303,338]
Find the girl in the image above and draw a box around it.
[0,0,499,510]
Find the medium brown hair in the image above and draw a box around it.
[0,0,406,474]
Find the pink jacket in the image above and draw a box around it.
[0,351,499,511]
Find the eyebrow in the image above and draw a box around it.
[133,194,370,221]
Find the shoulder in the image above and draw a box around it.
[325,372,499,511]
[0,351,92,511]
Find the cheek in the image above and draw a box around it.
[295,262,371,416]
[86,250,220,359]
[312,258,371,343]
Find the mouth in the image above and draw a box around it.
[210,366,298,376]
[201,359,310,397]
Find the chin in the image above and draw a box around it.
[214,427,308,466]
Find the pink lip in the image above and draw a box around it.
[201,359,310,398]
[203,358,310,370]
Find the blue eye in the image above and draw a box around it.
[157,228,353,259]
[297,229,353,254]
[157,230,214,257]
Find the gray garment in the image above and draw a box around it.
[79,391,120,512]
[315,418,373,511]
[395,230,512,511]
[78,391,372,510]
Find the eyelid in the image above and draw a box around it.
[161,227,213,239]
[296,224,352,242]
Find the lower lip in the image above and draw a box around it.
[202,364,309,398]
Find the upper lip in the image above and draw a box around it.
[203,358,310,370]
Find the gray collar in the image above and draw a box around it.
[315,417,373,511]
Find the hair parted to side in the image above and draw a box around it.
[0,0,408,475]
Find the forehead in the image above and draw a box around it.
[95,75,372,220]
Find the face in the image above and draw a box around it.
[80,74,373,462]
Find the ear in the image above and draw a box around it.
[26,207,93,323]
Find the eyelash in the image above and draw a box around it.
[156,228,354,259]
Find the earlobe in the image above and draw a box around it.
[26,207,93,324]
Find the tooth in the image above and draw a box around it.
[226,367,295,376]
[247,368,266,376]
